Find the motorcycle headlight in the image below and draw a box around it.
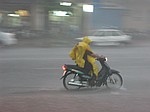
[105,57,108,61]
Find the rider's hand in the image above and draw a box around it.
[91,53,105,59]
[100,55,105,58]
[95,54,100,58]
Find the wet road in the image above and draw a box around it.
[0,40,150,112]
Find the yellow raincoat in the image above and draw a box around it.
[69,37,99,78]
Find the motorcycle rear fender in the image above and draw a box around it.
[60,76,65,80]
[60,71,71,80]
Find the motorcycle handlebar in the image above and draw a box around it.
[96,56,107,61]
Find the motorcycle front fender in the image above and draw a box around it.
[110,69,120,74]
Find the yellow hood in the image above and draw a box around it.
[82,36,92,44]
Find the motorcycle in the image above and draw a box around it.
[60,56,123,90]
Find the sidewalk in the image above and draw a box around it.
[13,36,75,48]
[130,37,150,47]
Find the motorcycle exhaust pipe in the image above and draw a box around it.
[68,81,88,87]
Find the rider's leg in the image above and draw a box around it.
[84,61,93,75]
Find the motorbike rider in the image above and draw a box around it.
[69,36,101,83]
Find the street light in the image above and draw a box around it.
[83,4,94,12]
[60,2,72,6]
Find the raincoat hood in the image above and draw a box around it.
[82,36,92,44]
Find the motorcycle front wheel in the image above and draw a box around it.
[106,73,123,89]
[63,72,81,90]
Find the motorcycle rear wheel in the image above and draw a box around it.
[63,72,81,90]
[106,73,123,89]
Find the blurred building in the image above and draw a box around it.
[121,0,150,33]
[0,0,150,36]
